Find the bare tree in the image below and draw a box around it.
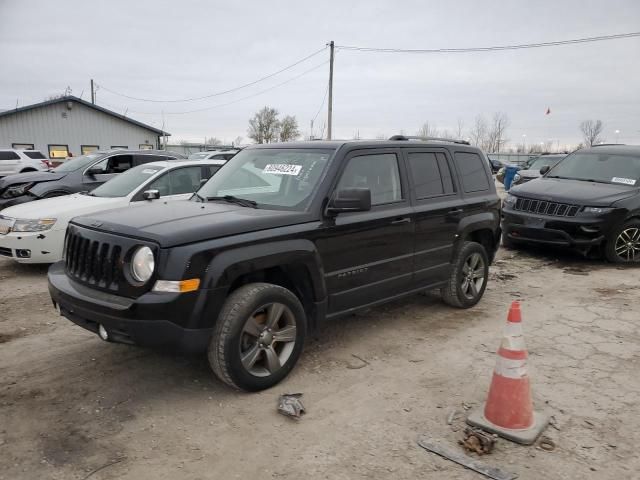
[279,115,300,142]
[233,136,243,147]
[580,120,604,146]
[485,112,510,152]
[205,137,222,146]
[417,122,438,138]
[247,106,280,144]
[455,118,465,139]
[469,115,487,149]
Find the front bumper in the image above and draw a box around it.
[48,262,222,353]
[0,229,65,263]
[501,208,619,247]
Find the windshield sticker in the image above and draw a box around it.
[611,177,636,186]
[263,164,302,175]
[142,168,160,175]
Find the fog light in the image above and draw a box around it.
[98,324,109,341]
[16,249,31,258]
[580,226,600,233]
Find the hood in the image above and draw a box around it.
[510,177,638,205]
[0,171,67,189]
[1,193,124,224]
[72,200,314,247]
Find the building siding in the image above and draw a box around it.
[0,100,162,156]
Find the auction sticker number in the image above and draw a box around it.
[263,164,302,175]
[611,177,636,186]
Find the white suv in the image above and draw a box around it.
[0,149,50,177]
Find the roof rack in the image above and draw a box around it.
[388,135,470,145]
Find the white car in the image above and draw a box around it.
[188,149,238,161]
[0,159,225,264]
[0,149,50,176]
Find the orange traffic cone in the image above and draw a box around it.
[467,301,548,445]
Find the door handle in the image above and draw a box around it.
[391,217,411,225]
[447,208,464,215]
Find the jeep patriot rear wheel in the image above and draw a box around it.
[208,283,307,391]
[442,241,489,308]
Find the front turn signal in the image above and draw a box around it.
[152,278,201,293]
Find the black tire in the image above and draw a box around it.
[442,241,489,309]
[20,168,36,173]
[604,220,640,264]
[208,282,307,391]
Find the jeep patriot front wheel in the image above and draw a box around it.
[208,283,307,391]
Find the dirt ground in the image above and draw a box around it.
[1,244,639,480]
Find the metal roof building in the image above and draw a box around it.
[0,96,169,159]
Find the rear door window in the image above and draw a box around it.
[0,151,20,160]
[454,152,490,193]
[408,152,444,198]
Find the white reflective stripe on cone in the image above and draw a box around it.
[494,356,528,379]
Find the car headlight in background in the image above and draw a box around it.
[581,207,614,215]
[503,194,517,208]
[131,246,155,282]
[12,218,56,232]
[513,173,521,184]
[1,182,34,199]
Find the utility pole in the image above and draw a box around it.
[90,79,95,104]
[327,41,334,140]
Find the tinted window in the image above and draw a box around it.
[338,153,402,205]
[436,153,455,193]
[408,152,444,198]
[454,152,490,193]
[0,151,20,160]
[24,151,46,159]
[148,167,204,196]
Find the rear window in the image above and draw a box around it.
[0,151,20,160]
[24,151,46,159]
[454,152,490,193]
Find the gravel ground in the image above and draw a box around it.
[1,244,639,480]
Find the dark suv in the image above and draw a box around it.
[502,145,640,263]
[48,137,501,391]
[0,149,185,210]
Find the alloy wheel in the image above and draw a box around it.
[461,252,486,300]
[239,302,297,377]
[614,227,640,262]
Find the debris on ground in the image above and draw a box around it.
[460,427,497,455]
[346,354,370,369]
[418,435,517,480]
[538,436,556,452]
[447,409,459,425]
[277,393,306,419]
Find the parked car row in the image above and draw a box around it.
[0,149,51,176]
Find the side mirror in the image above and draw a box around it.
[86,167,104,176]
[539,165,551,175]
[143,189,160,201]
[328,188,371,214]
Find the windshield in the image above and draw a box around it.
[188,152,211,160]
[529,156,562,170]
[196,148,334,210]
[547,152,640,185]
[53,153,104,172]
[91,164,165,197]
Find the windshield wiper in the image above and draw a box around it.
[206,195,258,208]
[194,192,205,202]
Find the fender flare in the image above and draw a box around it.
[453,211,500,258]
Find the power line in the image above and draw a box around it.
[97,46,327,103]
[312,82,329,125]
[100,60,329,116]
[336,31,640,54]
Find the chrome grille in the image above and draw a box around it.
[514,197,579,217]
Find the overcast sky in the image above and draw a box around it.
[1,0,639,148]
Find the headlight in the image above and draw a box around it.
[2,182,34,198]
[503,194,517,208]
[581,207,614,215]
[12,218,56,232]
[513,173,521,183]
[131,246,155,283]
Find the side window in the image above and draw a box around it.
[148,167,203,196]
[454,152,490,193]
[408,152,445,198]
[0,151,21,160]
[436,153,455,193]
[107,155,133,173]
[337,153,402,205]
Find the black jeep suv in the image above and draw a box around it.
[502,145,640,263]
[48,137,501,391]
